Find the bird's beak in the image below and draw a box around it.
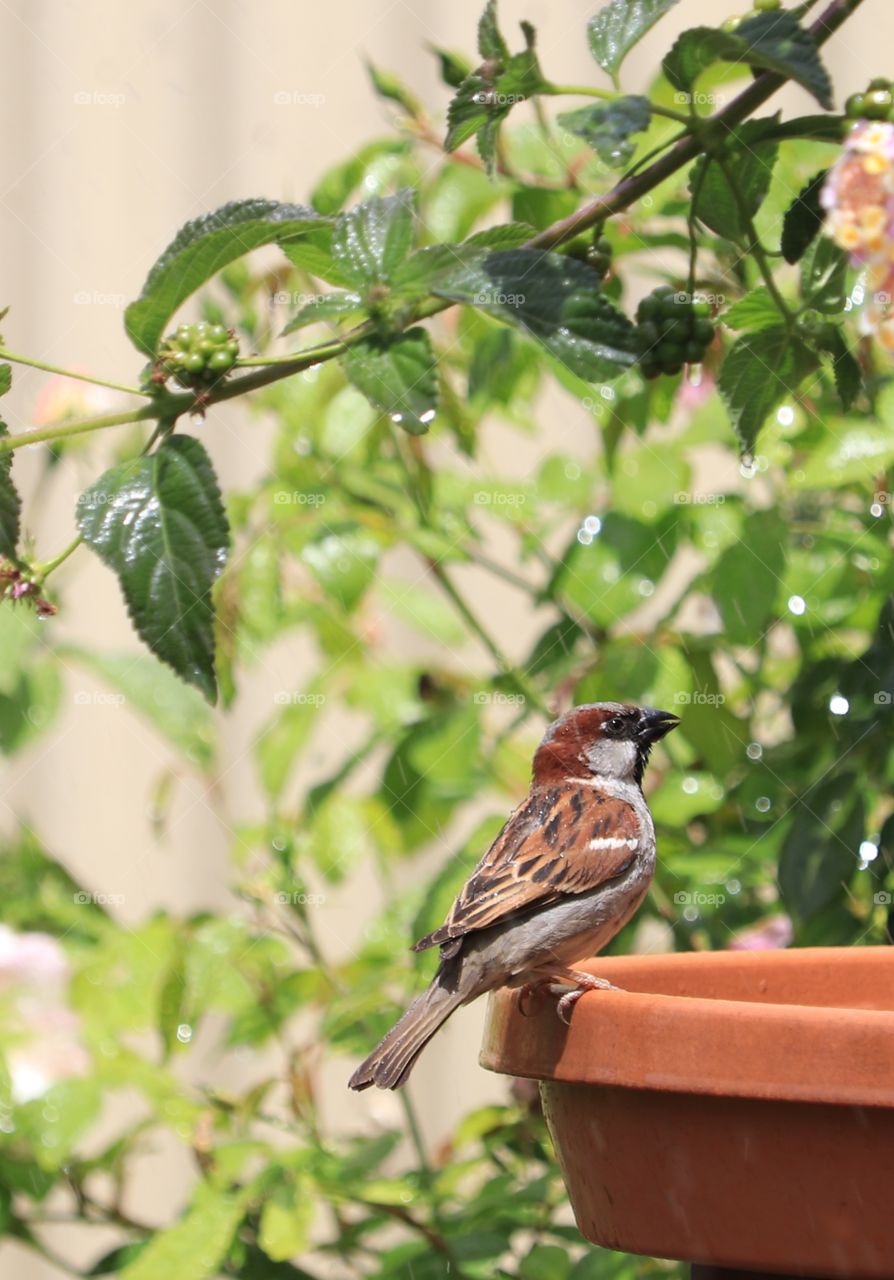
[636,706,680,744]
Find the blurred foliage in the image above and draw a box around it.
[0,0,891,1277]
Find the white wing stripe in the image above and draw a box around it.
[588,836,639,851]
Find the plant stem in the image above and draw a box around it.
[0,347,147,397]
[33,535,82,581]
[715,152,795,324]
[0,405,152,455]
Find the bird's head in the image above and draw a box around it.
[532,701,679,788]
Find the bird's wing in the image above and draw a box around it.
[413,785,642,954]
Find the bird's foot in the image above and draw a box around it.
[535,967,623,1025]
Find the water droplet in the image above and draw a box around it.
[576,529,593,546]
[859,840,879,863]
[829,694,849,716]
[583,515,602,535]
[683,905,699,924]
[787,594,806,616]
[756,796,771,813]
[726,879,741,895]
[746,742,763,761]
[776,405,795,426]
[271,835,287,852]
[189,410,205,427]
[871,501,884,517]
[739,458,757,479]
[176,1023,193,1044]
[682,776,699,795]
[390,412,404,424]
[419,409,436,425]
[564,462,581,481]
[637,577,655,597]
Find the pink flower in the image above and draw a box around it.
[728,915,793,951]
[823,120,894,347]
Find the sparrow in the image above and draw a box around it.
[348,701,679,1091]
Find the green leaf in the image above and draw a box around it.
[778,774,864,922]
[0,430,20,563]
[259,1175,314,1262]
[801,235,849,314]
[281,290,364,336]
[309,139,410,217]
[793,421,894,489]
[519,1244,571,1280]
[781,169,828,264]
[429,45,472,90]
[301,527,380,611]
[588,0,682,78]
[125,199,325,355]
[690,120,778,241]
[557,96,650,168]
[433,249,638,380]
[0,364,11,396]
[445,13,548,174]
[344,328,438,432]
[60,647,215,767]
[76,435,230,702]
[331,190,415,288]
[256,679,327,799]
[717,327,819,453]
[120,1186,248,1280]
[365,61,422,118]
[816,325,862,411]
[663,12,833,109]
[707,511,786,645]
[722,288,783,333]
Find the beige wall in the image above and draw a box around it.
[0,1,876,1275]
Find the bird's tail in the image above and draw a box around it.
[348,978,466,1091]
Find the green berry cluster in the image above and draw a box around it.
[845,79,894,122]
[564,233,613,279]
[635,287,714,380]
[157,322,240,389]
[722,0,780,31]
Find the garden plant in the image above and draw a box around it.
[0,0,891,1276]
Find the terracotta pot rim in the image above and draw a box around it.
[481,946,894,1106]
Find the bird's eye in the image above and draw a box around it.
[605,716,625,735]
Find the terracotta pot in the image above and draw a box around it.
[481,947,894,1279]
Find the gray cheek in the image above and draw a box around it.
[583,738,637,779]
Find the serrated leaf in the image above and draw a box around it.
[433,249,638,380]
[718,327,819,452]
[344,328,438,433]
[281,290,364,336]
[429,45,472,90]
[558,96,650,168]
[826,330,862,411]
[722,288,783,332]
[125,199,326,355]
[76,436,229,702]
[801,235,849,313]
[120,1186,248,1280]
[0,417,21,561]
[463,222,535,250]
[781,169,828,264]
[331,190,415,288]
[690,120,778,241]
[60,646,215,767]
[663,12,832,109]
[445,19,548,174]
[478,0,510,61]
[588,0,681,78]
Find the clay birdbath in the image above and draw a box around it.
[481,946,894,1280]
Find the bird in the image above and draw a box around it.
[348,701,679,1091]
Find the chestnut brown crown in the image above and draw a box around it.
[532,701,679,788]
